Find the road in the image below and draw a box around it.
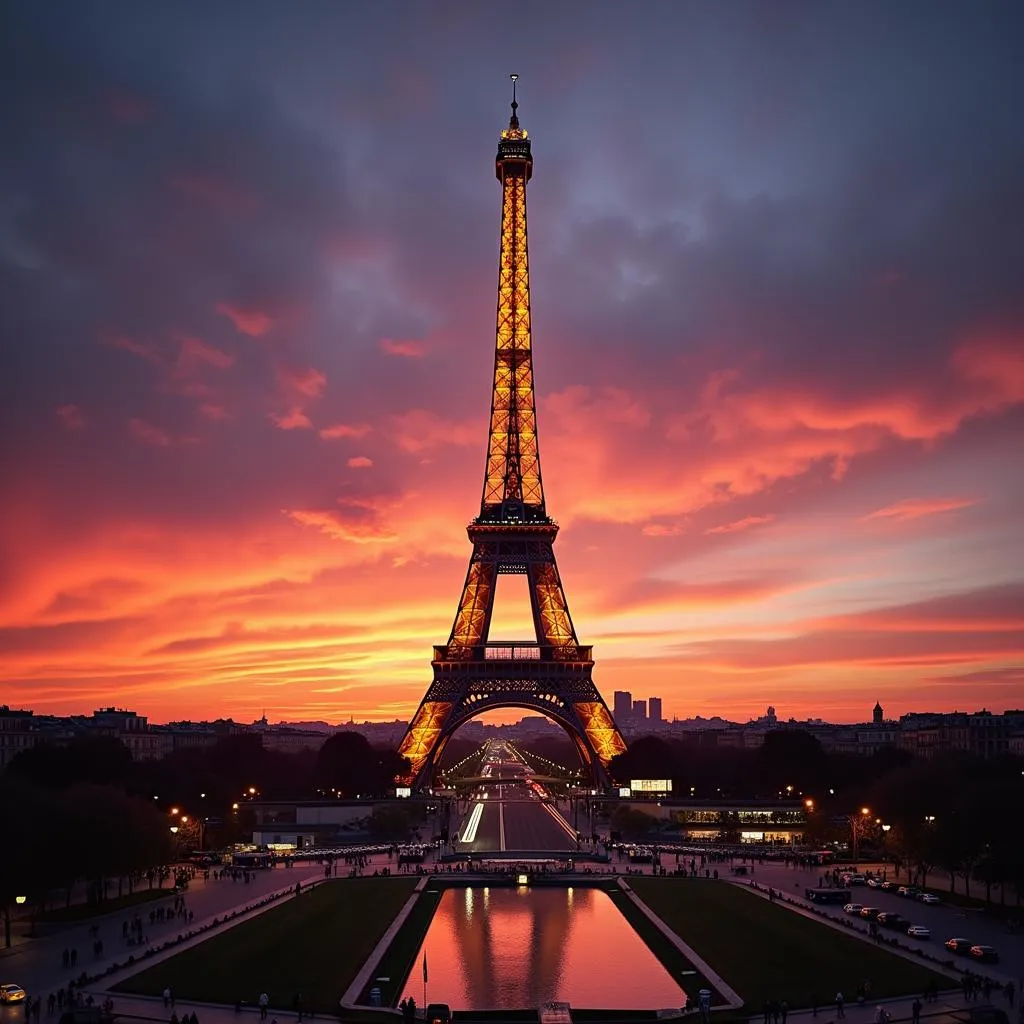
[715,857,1024,987]
[454,741,577,854]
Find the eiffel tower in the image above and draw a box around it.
[397,78,627,789]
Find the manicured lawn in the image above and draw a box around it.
[114,877,418,1013]
[629,878,956,1012]
[365,885,442,1006]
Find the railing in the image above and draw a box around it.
[433,642,592,662]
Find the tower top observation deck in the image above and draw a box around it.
[497,73,532,181]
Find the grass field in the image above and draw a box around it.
[629,878,957,1012]
[113,877,418,1013]
[366,886,443,1006]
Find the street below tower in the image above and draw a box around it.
[453,740,577,854]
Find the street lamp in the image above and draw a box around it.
[15,897,26,905]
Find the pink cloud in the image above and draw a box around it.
[104,92,152,125]
[320,422,371,440]
[171,177,257,215]
[706,514,775,535]
[346,456,374,468]
[176,335,234,372]
[285,509,394,544]
[392,410,478,453]
[641,522,684,537]
[100,332,158,362]
[128,418,171,447]
[280,367,327,397]
[270,408,313,431]
[380,338,427,358]
[215,302,274,337]
[57,404,86,430]
[862,497,978,523]
[200,403,231,421]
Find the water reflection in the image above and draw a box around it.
[403,886,686,1010]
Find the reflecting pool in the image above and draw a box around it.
[401,886,687,1010]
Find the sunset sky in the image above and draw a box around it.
[2,2,1022,726]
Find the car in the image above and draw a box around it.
[878,912,908,930]
[918,893,941,904]
[866,878,880,888]
[0,986,27,1005]
[898,886,921,898]
[425,1005,452,1024]
[880,880,897,891]
[844,903,864,915]
[969,945,999,963]
[907,925,931,939]
[945,937,975,955]
[860,907,882,919]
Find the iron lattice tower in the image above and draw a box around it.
[397,79,627,788]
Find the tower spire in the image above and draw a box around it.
[509,72,519,129]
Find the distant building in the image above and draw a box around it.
[873,701,884,725]
[648,697,663,724]
[0,706,36,770]
[613,691,633,724]
[632,700,647,721]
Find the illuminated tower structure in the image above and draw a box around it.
[398,78,627,789]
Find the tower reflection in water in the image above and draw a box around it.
[403,886,686,1010]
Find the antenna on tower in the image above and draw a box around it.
[509,73,519,128]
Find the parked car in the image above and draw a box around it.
[425,1005,452,1024]
[844,903,865,915]
[918,893,941,904]
[880,880,897,891]
[866,878,880,888]
[945,937,976,955]
[0,985,27,1005]
[860,907,882,919]
[898,886,921,898]
[969,945,999,963]
[907,925,931,939]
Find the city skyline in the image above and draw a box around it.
[2,3,1023,726]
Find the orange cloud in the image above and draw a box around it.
[270,407,313,430]
[706,515,775,535]
[347,456,374,468]
[862,497,977,523]
[380,338,427,357]
[320,422,371,440]
[57,404,86,430]
[216,302,274,337]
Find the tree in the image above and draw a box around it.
[754,730,827,795]
[315,731,409,796]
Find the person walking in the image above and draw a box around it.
[836,992,845,1019]
[163,988,172,1009]
[258,992,269,1021]
[912,998,922,1024]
